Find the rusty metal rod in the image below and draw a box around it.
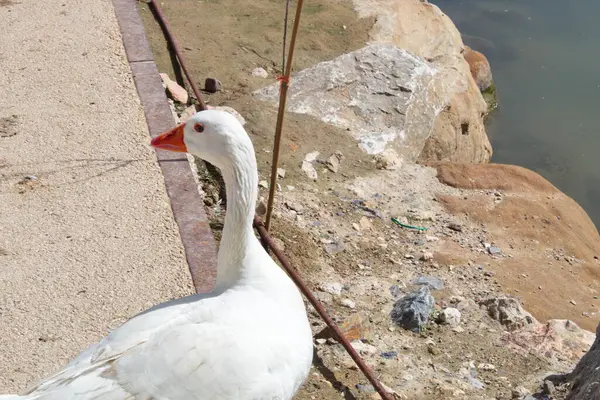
[264,0,304,232]
[149,0,207,111]
[253,217,394,400]
[147,3,393,399]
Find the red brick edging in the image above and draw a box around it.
[111,0,217,293]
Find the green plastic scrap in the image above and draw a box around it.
[391,217,428,231]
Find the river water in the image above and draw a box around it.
[431,0,600,228]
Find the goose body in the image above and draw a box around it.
[1,110,313,400]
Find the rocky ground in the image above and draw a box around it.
[140,0,600,398]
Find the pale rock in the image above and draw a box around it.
[304,151,320,163]
[421,252,434,261]
[254,44,442,159]
[326,151,345,173]
[301,161,318,180]
[320,282,343,296]
[341,298,356,309]
[438,307,461,326]
[477,363,496,371]
[251,67,269,78]
[159,73,189,104]
[258,180,269,189]
[351,340,378,356]
[277,168,286,178]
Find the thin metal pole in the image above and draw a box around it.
[264,0,305,232]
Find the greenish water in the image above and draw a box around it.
[431,0,600,228]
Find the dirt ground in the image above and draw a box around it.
[139,1,599,398]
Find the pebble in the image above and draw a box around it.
[204,77,222,93]
[413,276,444,290]
[301,161,318,180]
[438,307,461,326]
[390,286,435,331]
[251,67,269,78]
[380,351,397,359]
[341,298,356,309]
[258,180,269,189]
[159,73,189,103]
[477,363,496,371]
[284,201,304,214]
[351,340,378,356]
[320,282,343,296]
[570,299,577,305]
[304,151,320,162]
[359,216,372,231]
[448,223,463,232]
[488,246,502,255]
[420,252,433,261]
[374,148,402,170]
[277,168,286,178]
[326,151,344,173]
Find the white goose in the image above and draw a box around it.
[1,109,314,400]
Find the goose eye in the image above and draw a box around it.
[193,123,205,133]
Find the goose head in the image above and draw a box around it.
[151,109,255,173]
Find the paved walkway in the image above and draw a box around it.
[0,0,194,392]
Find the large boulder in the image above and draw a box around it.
[254,43,445,162]
[352,0,492,163]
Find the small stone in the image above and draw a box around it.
[389,285,402,298]
[277,168,286,178]
[452,326,465,333]
[488,246,501,255]
[301,161,318,180]
[390,286,435,331]
[159,73,189,103]
[204,77,222,93]
[420,252,433,261]
[339,312,372,341]
[542,380,555,395]
[351,340,378,356]
[341,298,356,309]
[570,299,577,305]
[320,282,343,296]
[326,151,345,173]
[380,351,397,359]
[315,338,327,345]
[438,307,461,326]
[413,276,444,290]
[285,201,304,214]
[304,151,320,163]
[251,67,269,78]
[477,363,496,371]
[404,254,414,259]
[448,223,463,232]
[258,180,269,189]
[375,148,402,170]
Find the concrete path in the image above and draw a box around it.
[0,0,195,392]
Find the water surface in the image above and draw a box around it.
[431,0,600,227]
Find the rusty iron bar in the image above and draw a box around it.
[148,0,207,112]
[147,2,393,399]
[263,0,304,232]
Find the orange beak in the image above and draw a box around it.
[151,123,187,152]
